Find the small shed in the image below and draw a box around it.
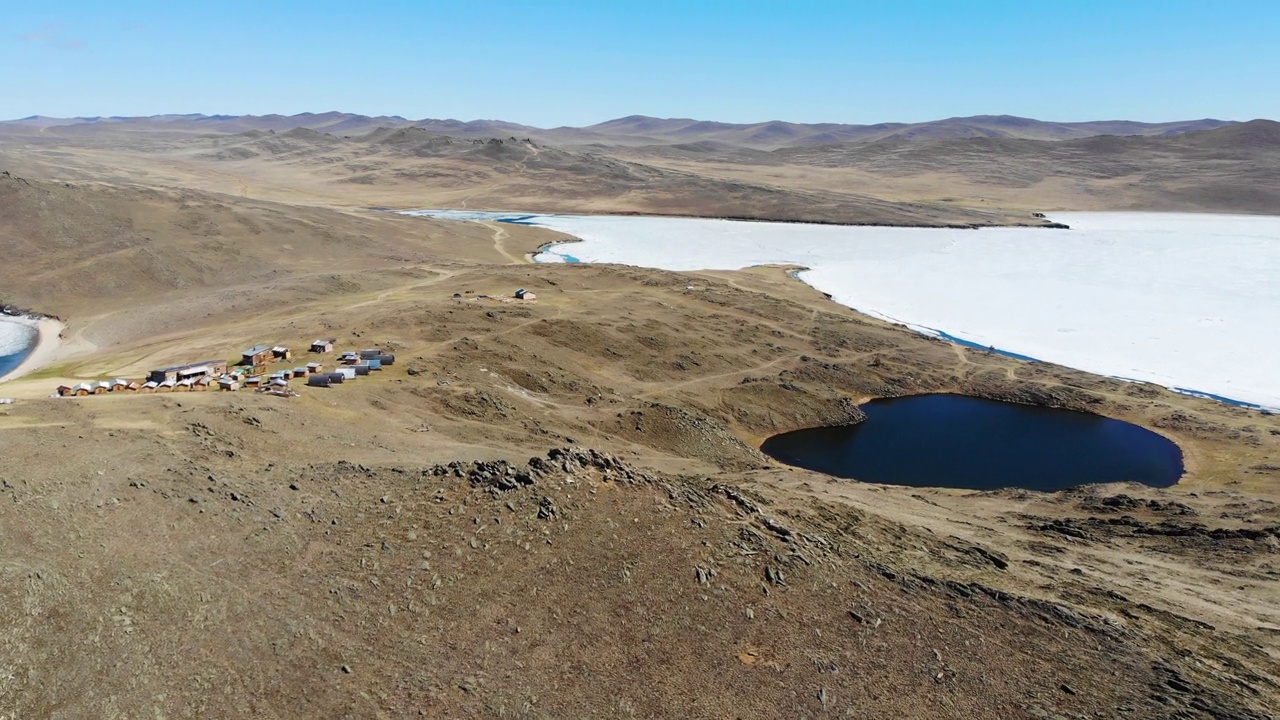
[157,380,176,393]
[244,376,263,388]
[306,362,324,374]
[94,381,111,395]
[352,364,371,376]
[269,377,289,388]
[515,288,536,300]
[72,383,92,396]
[293,367,309,378]
[127,381,141,392]
[140,381,158,393]
[310,339,335,353]
[219,377,240,391]
[367,359,382,371]
[56,385,72,397]
[326,372,346,384]
[359,348,382,359]
[336,367,357,380]
[307,374,331,388]
[271,346,292,361]
[109,379,131,392]
[375,353,395,366]
[338,352,360,365]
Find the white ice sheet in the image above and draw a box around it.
[403,209,1280,410]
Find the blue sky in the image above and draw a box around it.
[3,0,1277,125]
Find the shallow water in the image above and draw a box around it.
[760,394,1184,491]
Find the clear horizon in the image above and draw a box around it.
[4,0,1278,126]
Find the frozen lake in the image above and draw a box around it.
[403,210,1280,410]
[0,316,38,380]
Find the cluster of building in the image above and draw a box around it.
[54,338,396,398]
[451,288,538,303]
[306,348,396,387]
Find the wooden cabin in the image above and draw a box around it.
[240,345,273,369]
[310,339,335,353]
[148,360,228,384]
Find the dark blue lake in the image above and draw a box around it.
[760,394,1184,491]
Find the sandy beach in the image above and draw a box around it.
[0,317,63,384]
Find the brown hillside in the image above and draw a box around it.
[0,174,1276,717]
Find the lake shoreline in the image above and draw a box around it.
[0,317,64,383]
[404,209,1280,412]
[392,206,1070,230]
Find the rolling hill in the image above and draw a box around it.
[0,112,1237,149]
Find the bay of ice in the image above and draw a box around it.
[402,210,1280,411]
[0,316,38,380]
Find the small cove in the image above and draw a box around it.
[760,394,1184,491]
[0,318,38,381]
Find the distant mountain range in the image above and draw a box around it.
[0,112,1241,149]
[2,111,1276,220]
